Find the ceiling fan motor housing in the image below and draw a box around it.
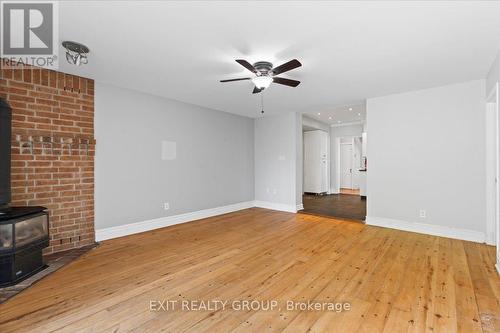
[253,61,273,76]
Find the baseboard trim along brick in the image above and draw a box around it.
[365,216,486,243]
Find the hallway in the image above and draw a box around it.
[301,194,366,221]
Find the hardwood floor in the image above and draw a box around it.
[302,194,366,221]
[340,188,360,196]
[0,208,498,332]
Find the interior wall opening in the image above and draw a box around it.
[300,114,367,222]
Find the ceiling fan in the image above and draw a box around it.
[220,59,302,94]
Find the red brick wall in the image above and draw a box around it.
[0,59,95,254]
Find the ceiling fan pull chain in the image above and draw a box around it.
[261,91,264,114]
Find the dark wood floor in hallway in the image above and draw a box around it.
[0,208,498,332]
[302,193,367,221]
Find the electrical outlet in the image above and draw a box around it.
[419,209,426,218]
[164,202,170,210]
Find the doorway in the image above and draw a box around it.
[302,131,366,222]
[336,136,363,195]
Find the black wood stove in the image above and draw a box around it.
[0,98,50,287]
[0,206,49,286]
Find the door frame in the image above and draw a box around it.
[485,82,499,273]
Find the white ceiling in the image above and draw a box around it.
[305,104,366,126]
[58,1,500,118]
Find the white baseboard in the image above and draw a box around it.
[96,201,254,241]
[366,216,486,243]
[96,200,302,241]
[485,234,496,246]
[253,200,298,213]
[97,205,490,246]
[496,263,500,275]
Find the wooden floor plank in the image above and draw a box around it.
[464,242,500,332]
[0,208,498,333]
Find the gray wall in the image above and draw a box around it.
[94,83,254,229]
[366,79,486,233]
[487,49,500,94]
[295,113,303,207]
[254,113,301,209]
[329,124,364,192]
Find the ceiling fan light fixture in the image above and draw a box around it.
[62,41,90,66]
[252,76,273,89]
[74,53,82,66]
[221,59,301,99]
[65,51,74,64]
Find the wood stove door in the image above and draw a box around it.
[14,214,48,248]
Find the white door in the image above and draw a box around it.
[340,143,352,189]
[303,130,329,194]
[319,131,329,192]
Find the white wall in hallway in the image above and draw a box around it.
[487,49,500,93]
[366,79,486,238]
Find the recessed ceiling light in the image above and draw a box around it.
[358,113,361,116]
[329,117,332,120]
[337,120,341,123]
[317,113,321,116]
[348,107,353,111]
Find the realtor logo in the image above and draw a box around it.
[1,1,58,68]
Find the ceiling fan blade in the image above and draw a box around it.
[271,59,302,75]
[235,59,258,73]
[220,78,251,82]
[272,77,300,87]
[252,87,263,94]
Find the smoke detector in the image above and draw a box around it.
[62,41,89,66]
